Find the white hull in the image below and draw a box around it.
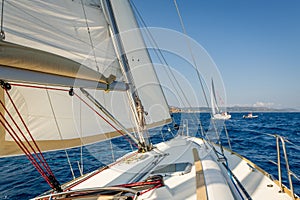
[243,115,258,119]
[35,136,297,200]
[213,113,232,120]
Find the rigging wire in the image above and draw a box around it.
[80,0,99,72]
[172,0,230,153]
[130,0,190,108]
[173,0,210,108]
[130,0,206,137]
[172,0,231,157]
[46,89,75,180]
[79,98,84,176]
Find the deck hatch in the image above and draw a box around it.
[151,162,192,174]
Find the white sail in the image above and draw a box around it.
[210,79,219,115]
[211,79,231,120]
[0,0,171,157]
[108,0,171,127]
[1,0,119,75]
[210,85,216,115]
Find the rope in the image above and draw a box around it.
[115,175,164,196]
[1,83,140,191]
[4,90,54,176]
[74,93,138,148]
[0,116,53,187]
[0,0,5,39]
[9,83,138,148]
[10,83,68,92]
[0,90,60,190]
[65,151,139,191]
[0,0,3,28]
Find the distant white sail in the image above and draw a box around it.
[210,79,231,120]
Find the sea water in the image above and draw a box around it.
[0,112,299,199]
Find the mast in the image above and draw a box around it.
[102,0,151,151]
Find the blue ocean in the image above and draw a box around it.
[0,112,299,199]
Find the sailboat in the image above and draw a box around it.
[0,1,298,200]
[210,79,231,120]
[243,113,258,119]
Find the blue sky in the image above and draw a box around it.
[132,0,300,109]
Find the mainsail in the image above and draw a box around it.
[0,0,171,157]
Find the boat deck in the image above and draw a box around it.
[35,136,298,200]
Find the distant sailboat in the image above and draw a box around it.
[243,112,258,119]
[210,79,231,120]
[0,1,298,200]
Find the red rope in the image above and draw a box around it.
[1,83,141,191]
[65,151,139,191]
[0,87,59,190]
[115,179,164,196]
[116,180,162,188]
[9,83,138,148]
[74,93,138,148]
[10,83,69,92]
[0,114,53,187]
[139,183,163,196]
[2,91,54,176]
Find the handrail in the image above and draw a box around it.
[276,135,295,200]
[180,119,189,136]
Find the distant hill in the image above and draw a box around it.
[169,106,299,113]
[226,106,298,113]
